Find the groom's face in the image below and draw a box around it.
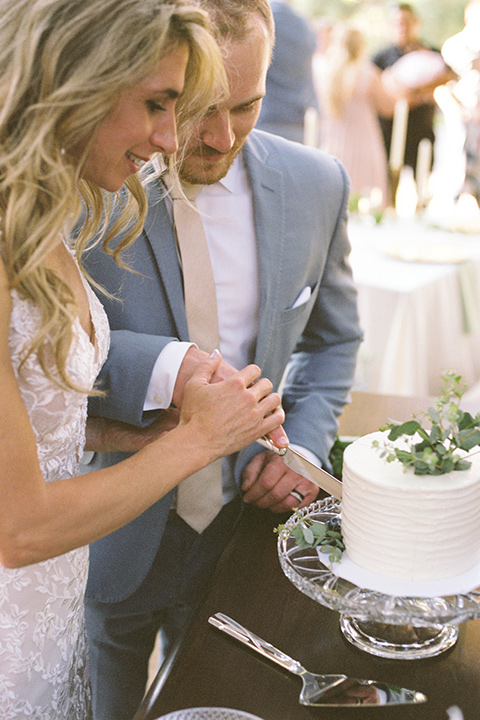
[178,19,271,186]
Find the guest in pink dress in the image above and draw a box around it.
[315,24,398,208]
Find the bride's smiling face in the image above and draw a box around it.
[79,44,189,192]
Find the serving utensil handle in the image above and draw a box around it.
[209,612,304,676]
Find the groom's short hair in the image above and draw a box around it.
[198,0,275,46]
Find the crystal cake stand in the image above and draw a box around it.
[277,497,480,660]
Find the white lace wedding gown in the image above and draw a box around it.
[0,270,109,719]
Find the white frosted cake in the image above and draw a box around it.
[341,431,480,582]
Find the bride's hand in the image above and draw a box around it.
[179,350,286,460]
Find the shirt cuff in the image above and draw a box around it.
[143,341,195,411]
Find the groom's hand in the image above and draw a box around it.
[172,346,236,408]
[241,451,319,512]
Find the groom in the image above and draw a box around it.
[83,1,362,718]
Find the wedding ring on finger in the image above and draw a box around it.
[289,488,305,503]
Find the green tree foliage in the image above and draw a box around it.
[290,0,467,51]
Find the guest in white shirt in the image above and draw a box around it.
[83,1,362,718]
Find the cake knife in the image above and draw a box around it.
[256,437,343,499]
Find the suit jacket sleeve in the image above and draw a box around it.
[88,329,175,425]
[84,186,186,427]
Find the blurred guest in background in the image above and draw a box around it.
[312,16,334,60]
[442,0,480,203]
[256,0,318,143]
[311,16,334,86]
[315,23,398,208]
[310,16,334,137]
[373,2,453,174]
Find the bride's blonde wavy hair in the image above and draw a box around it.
[0,0,223,390]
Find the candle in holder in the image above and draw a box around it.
[389,98,409,172]
[303,107,320,147]
[396,166,417,217]
[415,138,432,209]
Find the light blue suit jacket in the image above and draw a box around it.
[84,130,362,603]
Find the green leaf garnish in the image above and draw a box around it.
[386,420,421,440]
[275,510,345,563]
[376,372,480,475]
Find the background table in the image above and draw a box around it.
[349,216,480,396]
[134,393,480,720]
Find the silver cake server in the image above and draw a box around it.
[209,613,427,707]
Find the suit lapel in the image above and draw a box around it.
[243,138,285,370]
[139,140,287,354]
[142,180,189,340]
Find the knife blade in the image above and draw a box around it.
[256,438,343,499]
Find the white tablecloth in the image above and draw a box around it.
[349,216,480,396]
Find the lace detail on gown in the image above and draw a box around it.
[0,271,109,720]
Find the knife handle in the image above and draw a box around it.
[209,613,304,676]
[256,436,287,456]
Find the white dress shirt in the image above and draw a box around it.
[144,154,258,409]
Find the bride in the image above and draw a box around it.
[0,1,286,717]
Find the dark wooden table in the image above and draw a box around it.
[133,504,480,720]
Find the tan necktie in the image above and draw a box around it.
[166,174,223,533]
